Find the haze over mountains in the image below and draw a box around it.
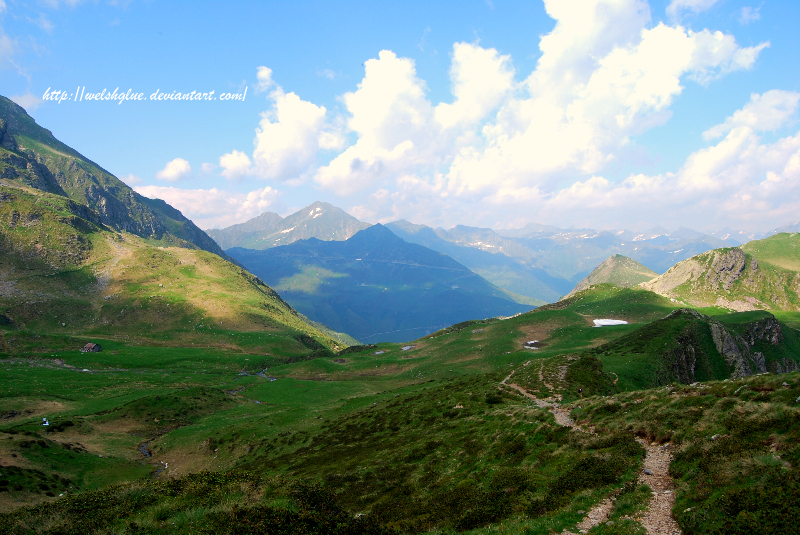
[208,204,792,305]
[227,224,534,342]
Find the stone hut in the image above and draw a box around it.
[80,342,102,353]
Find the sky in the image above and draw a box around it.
[2,0,799,233]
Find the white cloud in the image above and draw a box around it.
[251,88,327,180]
[10,92,43,112]
[314,50,438,195]
[0,1,7,14]
[219,150,251,180]
[155,158,192,182]
[200,162,216,174]
[435,42,515,129]
[316,68,336,80]
[255,66,273,93]
[739,6,761,24]
[133,185,281,229]
[666,0,719,19]
[704,90,800,140]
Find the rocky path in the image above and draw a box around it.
[635,438,682,535]
[500,370,682,535]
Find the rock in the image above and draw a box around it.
[577,510,585,515]
[782,382,790,387]
[643,468,654,475]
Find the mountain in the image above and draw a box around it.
[0,184,344,351]
[206,201,370,250]
[641,233,800,312]
[386,220,571,302]
[0,96,225,257]
[564,254,658,298]
[227,224,536,342]
[205,211,283,249]
[388,220,736,303]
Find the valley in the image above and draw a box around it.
[1,95,799,534]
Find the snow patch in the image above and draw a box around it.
[593,319,628,327]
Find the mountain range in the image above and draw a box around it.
[1,93,800,534]
[227,224,535,342]
[210,206,786,304]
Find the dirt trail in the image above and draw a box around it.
[635,438,682,535]
[501,369,682,535]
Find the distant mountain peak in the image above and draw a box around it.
[207,200,370,250]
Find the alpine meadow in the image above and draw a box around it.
[2,1,800,534]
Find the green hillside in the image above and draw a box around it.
[0,184,343,353]
[565,254,658,298]
[642,234,800,318]
[1,283,798,533]
[0,96,225,256]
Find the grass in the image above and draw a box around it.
[0,235,799,533]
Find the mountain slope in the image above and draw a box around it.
[0,182,342,352]
[227,224,535,342]
[0,95,225,256]
[205,211,283,249]
[641,234,800,312]
[207,201,370,250]
[565,254,658,298]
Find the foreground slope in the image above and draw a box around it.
[0,96,225,256]
[565,254,658,298]
[1,283,798,534]
[0,184,342,352]
[642,233,800,313]
[228,224,536,342]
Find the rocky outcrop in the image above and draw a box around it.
[664,309,798,380]
[706,248,747,291]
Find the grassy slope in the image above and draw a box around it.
[642,234,800,317]
[0,184,341,352]
[0,95,225,257]
[0,277,798,532]
[566,255,658,298]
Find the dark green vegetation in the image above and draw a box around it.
[206,201,370,250]
[228,224,536,342]
[0,96,224,256]
[575,372,800,534]
[3,93,800,534]
[1,279,798,533]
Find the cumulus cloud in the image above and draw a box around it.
[133,185,281,229]
[255,66,273,93]
[252,88,327,180]
[120,173,142,186]
[219,150,251,180]
[314,50,438,195]
[220,0,779,231]
[200,162,216,174]
[435,42,515,129]
[155,158,192,182]
[703,90,800,139]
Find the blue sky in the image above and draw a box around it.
[2,0,799,232]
